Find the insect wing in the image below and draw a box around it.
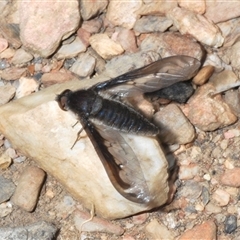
[94,55,201,97]
[83,122,151,204]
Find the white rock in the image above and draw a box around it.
[167,7,224,48]
[55,37,87,60]
[15,77,39,99]
[0,78,170,219]
[90,33,124,60]
[0,84,16,105]
[70,52,96,77]
[106,0,142,29]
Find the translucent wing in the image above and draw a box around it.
[84,122,151,203]
[93,55,201,97]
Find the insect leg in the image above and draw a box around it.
[71,126,85,149]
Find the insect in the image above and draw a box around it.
[56,55,201,204]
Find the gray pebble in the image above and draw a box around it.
[0,175,15,203]
[224,215,237,234]
[0,221,57,240]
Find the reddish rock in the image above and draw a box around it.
[221,168,240,187]
[11,166,46,212]
[179,220,217,240]
[19,1,80,57]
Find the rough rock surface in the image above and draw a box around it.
[19,1,80,57]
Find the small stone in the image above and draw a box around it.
[14,156,26,163]
[70,52,96,78]
[15,77,39,99]
[106,0,142,29]
[74,210,124,235]
[212,189,230,206]
[183,83,237,131]
[0,176,15,203]
[144,219,175,240]
[132,213,149,225]
[153,104,195,145]
[178,0,206,14]
[55,37,87,60]
[0,48,15,59]
[11,48,33,65]
[11,166,46,212]
[1,67,26,81]
[0,151,12,169]
[81,18,103,34]
[0,38,8,53]
[193,65,215,86]
[179,220,217,240]
[134,16,173,33]
[221,168,240,187]
[19,1,80,57]
[89,33,124,59]
[0,202,13,217]
[204,1,240,23]
[76,28,91,48]
[179,164,200,180]
[167,7,224,48]
[0,59,10,70]
[224,215,237,234]
[114,28,137,53]
[0,84,16,106]
[0,221,57,239]
[223,90,240,117]
[80,0,107,20]
[205,202,222,214]
[41,70,74,87]
[203,173,211,181]
[178,180,202,200]
[140,32,203,60]
[224,129,240,139]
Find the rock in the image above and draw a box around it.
[106,0,142,29]
[223,90,240,117]
[205,202,222,214]
[178,0,205,14]
[74,210,124,235]
[0,21,22,49]
[0,151,12,169]
[69,52,96,77]
[183,83,237,131]
[19,1,80,57]
[224,215,237,234]
[81,18,103,34]
[0,84,16,105]
[153,104,195,145]
[144,219,176,240]
[132,213,149,225]
[179,220,217,240]
[167,7,224,48]
[134,16,173,33]
[224,41,240,73]
[0,48,15,59]
[204,2,240,23]
[140,32,204,60]
[179,164,200,180]
[0,37,8,53]
[89,33,124,59]
[178,180,202,200]
[0,175,15,203]
[11,166,46,212]
[41,70,75,87]
[0,202,13,218]
[137,1,177,16]
[0,221,57,240]
[15,77,39,99]
[80,0,108,20]
[221,168,240,187]
[1,67,26,81]
[55,37,87,60]
[11,48,33,65]
[193,65,215,86]
[114,28,137,53]
[212,189,230,207]
[76,28,91,48]
[0,79,171,219]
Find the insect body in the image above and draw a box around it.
[56,55,201,203]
